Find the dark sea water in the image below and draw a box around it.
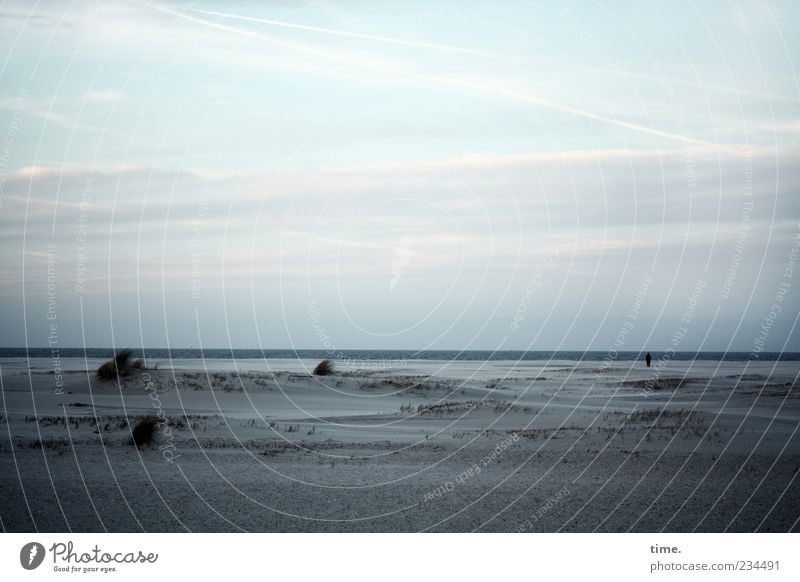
[0,348,798,362]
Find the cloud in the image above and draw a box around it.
[83,89,123,103]
[4,144,795,243]
[0,100,106,134]
[0,9,61,27]
[282,230,385,250]
[583,65,800,104]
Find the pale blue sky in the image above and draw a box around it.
[1,0,798,351]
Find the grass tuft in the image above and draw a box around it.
[97,349,139,380]
[313,359,334,376]
[130,415,160,448]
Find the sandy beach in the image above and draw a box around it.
[1,357,798,532]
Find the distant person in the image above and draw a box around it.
[645,352,652,368]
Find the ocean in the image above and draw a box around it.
[1,348,798,362]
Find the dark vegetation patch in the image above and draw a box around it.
[400,399,532,416]
[621,377,691,390]
[96,350,155,381]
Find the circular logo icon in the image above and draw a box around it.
[20,542,46,570]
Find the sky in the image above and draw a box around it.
[0,0,798,352]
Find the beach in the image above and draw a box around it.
[1,356,798,532]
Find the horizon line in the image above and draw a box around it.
[3,347,797,354]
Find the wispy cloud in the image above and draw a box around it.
[282,230,385,250]
[152,4,365,65]
[83,89,123,103]
[584,65,800,104]
[0,99,106,134]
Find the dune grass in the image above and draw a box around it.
[130,415,160,448]
[313,359,334,376]
[97,349,142,380]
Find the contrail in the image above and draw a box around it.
[422,76,716,147]
[183,6,493,57]
[154,5,331,57]
[166,4,797,108]
[155,5,716,147]
[584,65,799,104]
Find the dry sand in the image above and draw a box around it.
[1,358,798,532]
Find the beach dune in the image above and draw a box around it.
[1,356,798,532]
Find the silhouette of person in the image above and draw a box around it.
[645,352,652,368]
